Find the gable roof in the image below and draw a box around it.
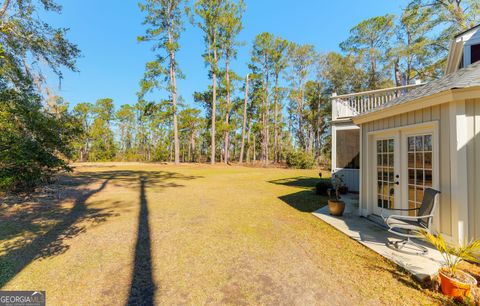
[454,24,480,39]
[445,24,480,74]
[353,61,480,122]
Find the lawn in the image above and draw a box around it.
[0,163,448,305]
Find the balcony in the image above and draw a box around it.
[331,83,425,121]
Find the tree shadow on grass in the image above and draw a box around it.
[77,170,202,190]
[127,177,155,306]
[122,171,203,305]
[269,177,321,189]
[278,190,327,213]
[0,169,203,290]
[0,177,112,287]
[269,177,327,213]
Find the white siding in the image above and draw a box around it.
[333,169,359,192]
[466,98,480,240]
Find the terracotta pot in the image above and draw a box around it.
[328,200,345,216]
[438,268,477,298]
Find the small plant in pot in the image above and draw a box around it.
[338,185,349,195]
[316,179,332,196]
[421,231,480,299]
[327,173,346,216]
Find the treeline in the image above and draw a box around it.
[1,0,479,191]
[70,0,480,167]
[72,98,204,162]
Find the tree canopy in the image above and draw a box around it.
[3,0,480,191]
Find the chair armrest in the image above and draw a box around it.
[380,207,419,221]
[382,207,419,212]
[386,214,435,229]
[387,214,430,222]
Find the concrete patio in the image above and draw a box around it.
[312,193,445,282]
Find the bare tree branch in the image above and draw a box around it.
[0,0,11,19]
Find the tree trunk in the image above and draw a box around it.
[452,0,466,29]
[394,59,402,87]
[0,0,11,18]
[211,47,217,165]
[298,86,305,150]
[253,133,256,163]
[224,57,231,164]
[262,66,270,166]
[246,120,252,163]
[191,132,196,162]
[239,74,249,163]
[308,130,314,154]
[273,75,279,163]
[232,138,236,161]
[170,50,180,164]
[315,99,322,158]
[278,134,282,163]
[370,55,377,89]
[188,136,191,162]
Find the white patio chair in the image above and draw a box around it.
[381,188,441,255]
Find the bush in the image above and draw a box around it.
[0,89,81,191]
[286,151,316,169]
[315,179,333,196]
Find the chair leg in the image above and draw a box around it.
[388,237,428,255]
[407,238,428,255]
[388,238,408,250]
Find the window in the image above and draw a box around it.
[471,44,480,64]
[336,129,360,169]
[376,139,395,209]
[407,134,433,216]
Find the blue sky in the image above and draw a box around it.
[45,0,409,110]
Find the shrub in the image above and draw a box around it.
[0,89,81,191]
[286,151,315,169]
[315,179,333,196]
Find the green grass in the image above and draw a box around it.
[0,163,449,305]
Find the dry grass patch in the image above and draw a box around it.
[0,163,450,305]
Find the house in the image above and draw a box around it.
[331,25,480,245]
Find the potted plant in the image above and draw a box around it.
[421,231,480,299]
[327,173,346,216]
[338,185,349,195]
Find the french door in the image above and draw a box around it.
[374,135,400,216]
[371,125,437,218]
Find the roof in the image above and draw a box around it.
[445,24,480,74]
[454,24,480,38]
[360,60,480,115]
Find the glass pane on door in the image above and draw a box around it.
[407,134,433,216]
[377,139,395,209]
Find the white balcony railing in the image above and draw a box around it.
[331,83,425,121]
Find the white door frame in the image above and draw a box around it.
[366,121,439,221]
